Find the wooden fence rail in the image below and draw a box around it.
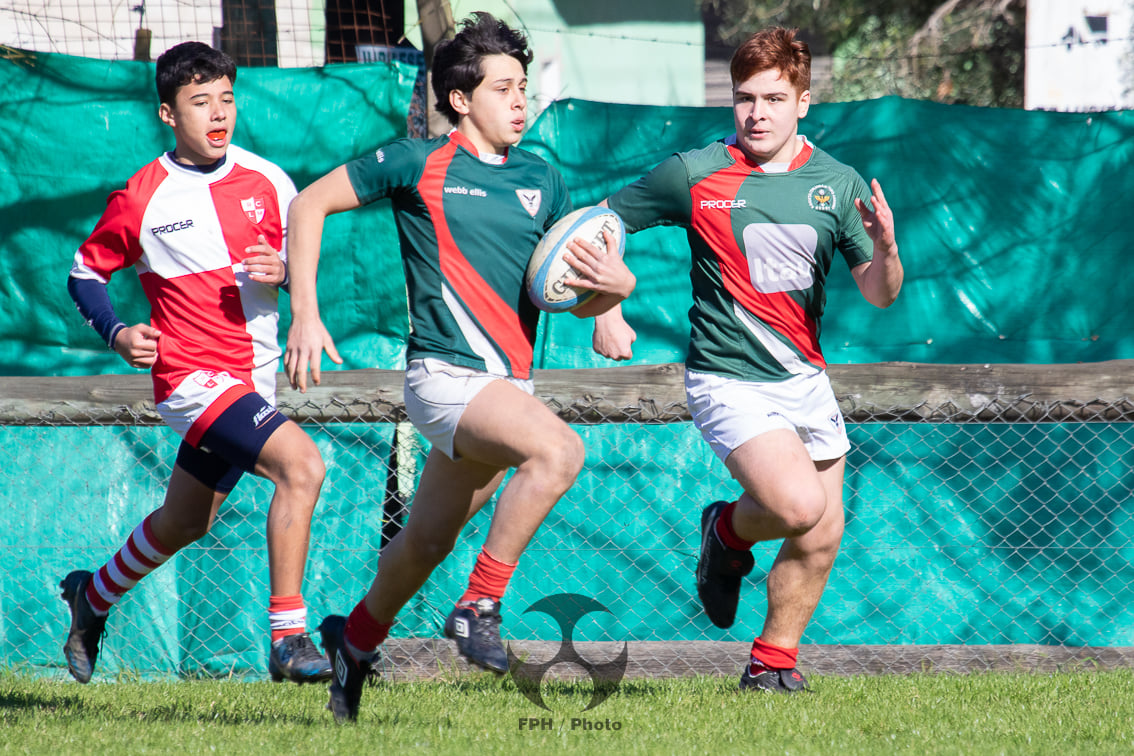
[2,360,1133,425]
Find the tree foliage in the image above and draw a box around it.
[702,0,1025,108]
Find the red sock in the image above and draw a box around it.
[750,637,798,670]
[715,500,755,550]
[459,548,517,605]
[344,600,393,657]
[268,594,307,642]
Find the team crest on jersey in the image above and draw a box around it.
[516,189,542,217]
[241,196,266,224]
[193,370,222,389]
[807,184,836,212]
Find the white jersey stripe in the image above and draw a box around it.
[733,300,820,377]
[441,282,508,375]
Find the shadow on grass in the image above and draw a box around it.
[0,687,85,712]
[0,674,328,727]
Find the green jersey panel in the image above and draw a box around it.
[346,133,572,378]
[609,137,872,382]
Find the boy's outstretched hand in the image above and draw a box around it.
[854,178,897,254]
[284,317,343,393]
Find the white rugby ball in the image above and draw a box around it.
[525,206,625,313]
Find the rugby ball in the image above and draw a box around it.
[525,206,625,313]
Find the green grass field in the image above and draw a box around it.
[3,669,1133,755]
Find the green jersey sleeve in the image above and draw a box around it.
[837,172,874,269]
[543,166,574,231]
[607,154,693,233]
[344,138,425,205]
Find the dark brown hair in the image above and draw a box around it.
[431,12,533,126]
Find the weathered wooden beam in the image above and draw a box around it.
[380,639,1134,680]
[1,360,1132,425]
[828,360,1134,422]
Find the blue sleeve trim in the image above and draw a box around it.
[68,275,126,350]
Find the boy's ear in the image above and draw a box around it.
[449,89,471,117]
[797,89,811,119]
[158,101,175,127]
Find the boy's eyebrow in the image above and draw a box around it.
[735,87,790,97]
[188,89,235,99]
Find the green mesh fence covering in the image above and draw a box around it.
[3,51,1134,679]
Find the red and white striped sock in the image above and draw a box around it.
[269,595,308,643]
[86,512,175,615]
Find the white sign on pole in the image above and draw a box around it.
[1025,0,1134,110]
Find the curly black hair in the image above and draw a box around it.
[155,41,237,105]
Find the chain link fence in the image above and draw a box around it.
[2,363,1133,681]
[0,0,409,67]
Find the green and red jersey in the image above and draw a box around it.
[608,136,873,383]
[346,131,572,379]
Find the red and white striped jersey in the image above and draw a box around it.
[70,145,295,403]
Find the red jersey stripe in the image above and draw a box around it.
[418,135,535,378]
[692,151,825,369]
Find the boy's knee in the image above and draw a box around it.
[776,493,828,537]
[557,430,585,479]
[296,451,326,490]
[275,448,325,498]
[546,426,584,479]
[182,523,211,543]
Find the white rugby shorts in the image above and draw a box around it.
[684,368,850,464]
[156,366,275,447]
[404,358,534,459]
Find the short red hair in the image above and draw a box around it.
[730,27,811,94]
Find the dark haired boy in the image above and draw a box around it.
[284,12,633,721]
[62,41,331,685]
[594,27,904,693]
